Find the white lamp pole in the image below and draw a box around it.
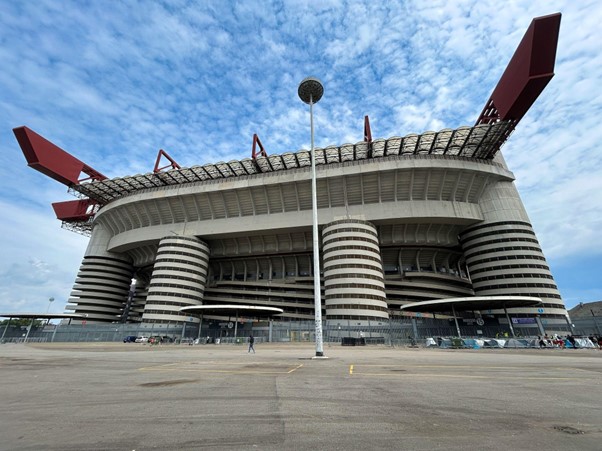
[46,297,55,326]
[46,297,55,314]
[298,77,325,357]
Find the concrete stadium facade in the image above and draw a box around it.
[63,127,568,334]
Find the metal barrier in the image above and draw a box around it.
[0,319,567,345]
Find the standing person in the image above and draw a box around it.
[248,334,255,353]
[538,336,545,348]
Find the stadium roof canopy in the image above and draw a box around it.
[72,121,512,205]
[181,305,284,318]
[400,296,543,338]
[399,296,542,313]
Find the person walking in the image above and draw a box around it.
[248,334,255,353]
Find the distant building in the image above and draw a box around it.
[568,301,602,336]
[568,301,602,319]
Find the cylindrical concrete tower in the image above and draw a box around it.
[142,235,210,324]
[67,223,134,322]
[459,153,567,332]
[323,219,389,322]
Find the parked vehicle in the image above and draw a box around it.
[123,336,138,343]
[148,336,163,344]
[135,336,149,343]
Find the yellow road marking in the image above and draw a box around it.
[349,365,354,375]
[287,363,304,374]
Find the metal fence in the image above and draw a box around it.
[572,318,602,336]
[0,318,550,345]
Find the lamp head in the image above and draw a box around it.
[298,77,324,104]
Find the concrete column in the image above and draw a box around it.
[323,219,388,324]
[535,316,546,335]
[68,223,134,322]
[460,162,566,327]
[411,318,419,339]
[143,235,210,324]
[269,319,273,342]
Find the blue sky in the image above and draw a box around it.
[1,0,601,314]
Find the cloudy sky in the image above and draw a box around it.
[1,0,600,315]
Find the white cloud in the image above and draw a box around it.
[0,200,88,313]
[0,0,600,311]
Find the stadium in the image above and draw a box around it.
[12,13,570,341]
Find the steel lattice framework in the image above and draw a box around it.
[72,121,512,205]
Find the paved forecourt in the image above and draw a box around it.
[0,342,600,450]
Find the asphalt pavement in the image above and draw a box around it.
[0,342,600,450]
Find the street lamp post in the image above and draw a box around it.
[298,77,325,357]
[46,297,55,314]
[46,297,55,327]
